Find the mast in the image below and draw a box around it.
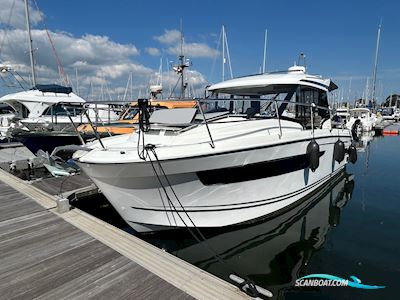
[371,21,382,106]
[222,25,233,80]
[222,25,225,81]
[179,20,185,98]
[75,68,79,95]
[24,0,36,86]
[168,20,191,99]
[262,29,268,73]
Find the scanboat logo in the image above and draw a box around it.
[295,274,385,289]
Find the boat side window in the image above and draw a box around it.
[0,105,14,114]
[21,105,29,118]
[43,104,80,116]
[296,87,329,128]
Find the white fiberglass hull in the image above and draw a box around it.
[77,126,352,232]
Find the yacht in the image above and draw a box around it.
[0,85,119,132]
[381,107,399,121]
[348,107,377,132]
[333,107,377,133]
[0,84,119,152]
[73,65,356,232]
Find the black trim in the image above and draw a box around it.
[197,151,324,185]
[299,79,329,90]
[129,167,343,213]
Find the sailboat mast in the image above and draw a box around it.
[222,25,225,81]
[371,21,382,106]
[262,29,268,73]
[180,20,185,99]
[24,0,36,86]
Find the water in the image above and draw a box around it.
[74,135,400,299]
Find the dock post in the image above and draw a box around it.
[56,197,70,213]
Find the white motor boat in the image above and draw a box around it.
[347,107,377,132]
[0,85,119,133]
[334,107,377,133]
[381,107,400,121]
[74,65,356,232]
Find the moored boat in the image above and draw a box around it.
[74,65,357,232]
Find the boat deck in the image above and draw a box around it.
[0,169,247,300]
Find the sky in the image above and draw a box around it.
[0,0,399,103]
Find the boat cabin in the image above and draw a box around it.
[0,84,85,119]
[207,65,337,129]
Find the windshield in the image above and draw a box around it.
[209,84,329,128]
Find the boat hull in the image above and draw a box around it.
[77,134,352,232]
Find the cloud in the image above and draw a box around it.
[0,27,153,100]
[0,0,43,29]
[154,29,181,45]
[145,47,161,56]
[154,28,218,58]
[167,43,218,58]
[0,4,211,101]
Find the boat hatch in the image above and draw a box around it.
[149,108,197,125]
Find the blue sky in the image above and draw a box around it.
[1,0,399,102]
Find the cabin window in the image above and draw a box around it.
[43,104,81,116]
[0,105,14,114]
[21,105,30,118]
[295,87,329,128]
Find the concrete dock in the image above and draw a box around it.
[0,168,248,300]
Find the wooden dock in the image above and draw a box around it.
[0,169,248,300]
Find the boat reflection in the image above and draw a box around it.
[354,131,374,152]
[144,171,354,299]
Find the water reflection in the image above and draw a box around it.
[144,171,355,299]
[354,132,374,153]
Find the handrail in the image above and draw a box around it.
[196,99,215,148]
[274,100,282,138]
[82,110,105,150]
[62,106,85,145]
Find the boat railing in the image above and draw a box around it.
[146,97,334,148]
[199,97,334,146]
[59,97,337,151]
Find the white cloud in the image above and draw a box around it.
[0,0,43,29]
[167,43,218,58]
[154,28,218,58]
[0,5,211,100]
[145,47,161,56]
[0,27,154,100]
[154,29,181,45]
